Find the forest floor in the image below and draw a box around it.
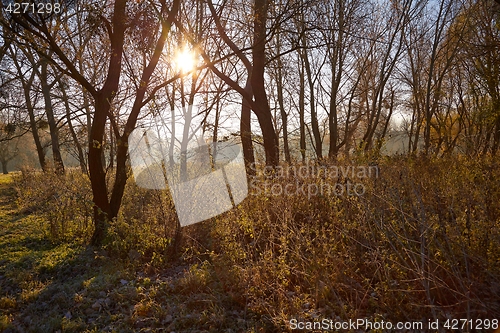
[0,173,262,333]
[2,157,499,333]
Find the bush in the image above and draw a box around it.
[13,167,93,242]
[207,155,500,328]
[104,182,180,266]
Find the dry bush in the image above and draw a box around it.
[13,165,194,268]
[206,155,500,329]
[13,167,93,241]
[104,179,181,265]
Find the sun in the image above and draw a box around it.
[174,46,196,74]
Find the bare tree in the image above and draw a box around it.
[195,0,284,168]
[3,0,181,245]
[458,0,500,155]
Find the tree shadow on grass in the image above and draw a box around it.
[3,245,282,333]
[0,244,126,333]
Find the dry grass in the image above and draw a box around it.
[4,155,500,331]
[207,155,500,329]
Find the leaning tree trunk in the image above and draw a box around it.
[251,0,279,167]
[276,62,291,163]
[40,58,65,174]
[241,80,256,176]
[14,59,46,171]
[89,93,113,246]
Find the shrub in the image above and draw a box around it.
[207,155,500,328]
[104,180,181,266]
[13,167,93,242]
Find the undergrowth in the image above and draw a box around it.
[5,155,500,331]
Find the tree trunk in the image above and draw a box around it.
[276,62,291,163]
[27,97,46,171]
[299,57,306,162]
[251,0,279,167]
[89,94,113,246]
[89,0,128,246]
[40,58,65,174]
[60,78,87,173]
[11,53,46,171]
[328,84,339,159]
[1,160,8,174]
[108,0,180,223]
[301,45,323,159]
[241,80,256,176]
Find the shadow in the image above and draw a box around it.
[1,245,114,333]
